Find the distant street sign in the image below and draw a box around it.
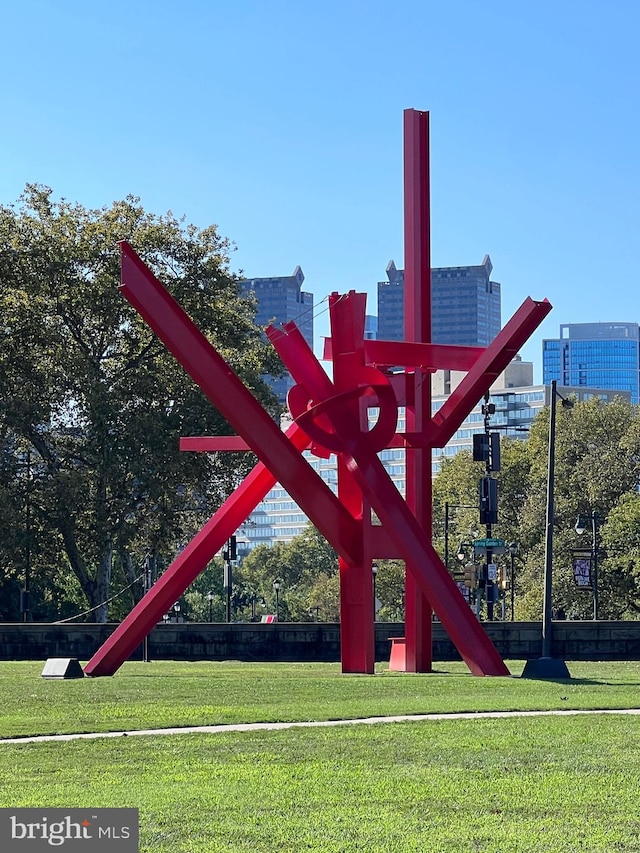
[473,537,506,556]
[473,538,505,548]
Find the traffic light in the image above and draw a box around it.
[479,476,498,524]
[473,432,500,471]
[490,432,500,472]
[473,433,490,463]
[223,535,238,562]
[464,563,477,589]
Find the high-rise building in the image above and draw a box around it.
[543,322,640,404]
[377,255,501,345]
[239,267,313,403]
[364,315,378,340]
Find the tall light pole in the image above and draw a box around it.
[508,542,518,622]
[522,380,572,679]
[143,552,154,663]
[372,563,378,622]
[21,448,32,622]
[223,536,235,623]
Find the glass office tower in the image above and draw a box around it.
[543,323,640,404]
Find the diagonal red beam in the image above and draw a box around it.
[116,241,362,565]
[85,421,312,676]
[428,296,552,447]
[268,303,508,676]
[270,320,335,399]
[345,448,509,676]
[86,245,364,677]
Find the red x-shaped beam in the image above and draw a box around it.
[85,242,549,677]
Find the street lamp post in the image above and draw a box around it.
[575,511,601,620]
[372,563,378,622]
[223,541,233,624]
[142,553,154,663]
[207,591,215,622]
[272,579,281,621]
[508,542,518,621]
[522,380,572,679]
[21,448,32,622]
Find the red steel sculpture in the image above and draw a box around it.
[85,109,551,678]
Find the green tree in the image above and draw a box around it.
[0,185,283,621]
[432,395,640,621]
[236,543,288,619]
[237,526,338,620]
[511,394,640,619]
[236,526,407,622]
[373,560,405,622]
[599,494,640,618]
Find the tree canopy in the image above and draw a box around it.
[0,185,283,621]
[434,394,640,620]
[236,527,339,621]
[4,187,640,627]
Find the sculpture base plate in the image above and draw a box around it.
[521,657,571,680]
[41,658,85,679]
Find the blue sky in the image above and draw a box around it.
[2,0,639,381]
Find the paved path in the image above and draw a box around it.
[2,707,640,745]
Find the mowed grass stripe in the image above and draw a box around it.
[1,714,639,852]
[2,660,640,739]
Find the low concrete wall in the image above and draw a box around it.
[1,621,640,664]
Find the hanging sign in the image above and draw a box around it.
[572,550,593,589]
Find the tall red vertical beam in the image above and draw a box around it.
[403,108,433,672]
[329,292,375,673]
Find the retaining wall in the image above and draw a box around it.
[1,621,640,664]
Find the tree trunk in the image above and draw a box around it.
[90,546,113,623]
[121,550,145,605]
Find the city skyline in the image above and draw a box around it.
[241,255,640,384]
[2,2,639,385]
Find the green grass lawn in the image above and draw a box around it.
[1,661,640,851]
[2,659,640,738]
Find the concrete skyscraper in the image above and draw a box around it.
[239,266,313,403]
[377,255,501,346]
